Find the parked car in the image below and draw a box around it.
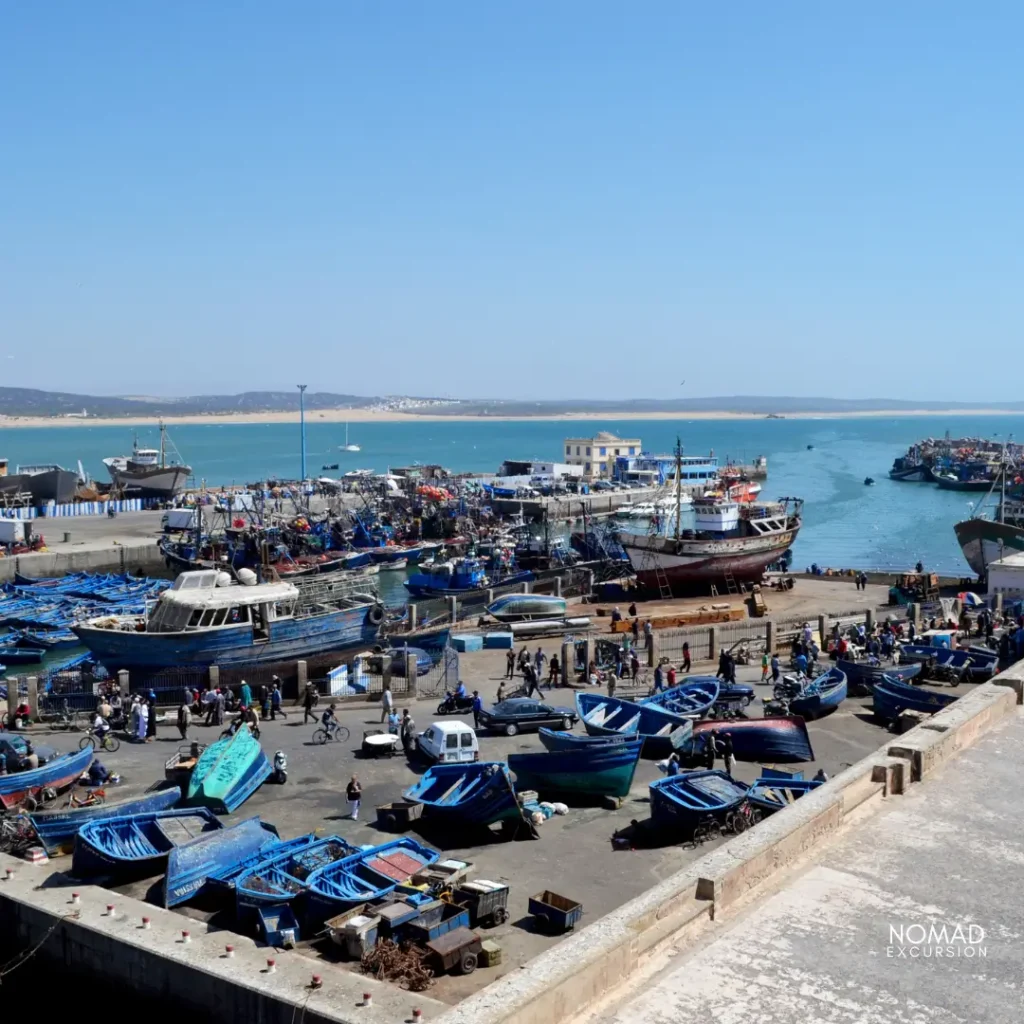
[476,698,577,737]
[592,481,614,491]
[416,721,480,763]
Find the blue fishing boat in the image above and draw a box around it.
[405,556,533,597]
[788,667,848,719]
[0,746,93,811]
[165,817,280,908]
[304,838,440,924]
[931,647,997,680]
[838,657,919,695]
[29,786,182,856]
[207,832,323,891]
[403,762,526,828]
[690,716,815,763]
[747,776,824,815]
[486,593,568,622]
[649,770,751,834]
[872,676,960,722]
[895,644,941,666]
[72,569,384,671]
[0,636,46,664]
[640,678,719,719]
[72,807,222,879]
[18,628,81,650]
[575,691,693,757]
[234,836,356,923]
[537,727,631,753]
[185,726,271,814]
[508,738,643,799]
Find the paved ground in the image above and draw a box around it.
[33,509,166,550]
[580,707,1024,1024]
[25,642,980,1005]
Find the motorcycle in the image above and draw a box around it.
[436,690,474,716]
[272,750,287,785]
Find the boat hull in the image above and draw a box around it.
[165,817,279,908]
[508,739,643,798]
[889,467,928,482]
[403,762,525,828]
[537,727,632,752]
[486,594,568,622]
[0,747,94,811]
[649,770,750,834]
[576,691,691,757]
[872,677,959,721]
[73,603,381,670]
[690,716,815,763]
[106,464,191,498]
[185,728,271,813]
[29,787,181,856]
[747,777,824,815]
[788,667,847,718]
[954,516,1024,576]
[838,658,920,696]
[639,678,719,718]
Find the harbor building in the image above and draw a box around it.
[564,432,642,481]
[612,452,719,488]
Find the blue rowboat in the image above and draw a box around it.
[690,716,815,763]
[304,838,440,925]
[184,727,271,813]
[931,647,997,680]
[640,677,719,719]
[747,776,824,815]
[838,657,919,695]
[789,667,848,719]
[72,807,222,879]
[576,691,693,757]
[649,770,751,834]
[207,833,323,891]
[165,817,280,908]
[0,746,93,811]
[403,762,527,828]
[872,675,960,722]
[29,786,182,855]
[234,836,357,924]
[508,738,643,799]
[896,644,942,665]
[537,727,631,753]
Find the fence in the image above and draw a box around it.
[37,662,113,714]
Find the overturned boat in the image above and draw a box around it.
[184,726,271,814]
[485,593,567,622]
[403,762,527,829]
[688,716,815,763]
[575,691,694,757]
[508,738,643,799]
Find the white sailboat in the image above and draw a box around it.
[339,421,361,453]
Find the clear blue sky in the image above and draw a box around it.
[2,3,1022,401]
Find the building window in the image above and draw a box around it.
[566,446,571,456]
[576,447,580,456]
[614,449,620,456]
[586,447,591,456]
[629,447,635,455]
[585,462,591,472]
[599,447,606,456]
[600,463,606,473]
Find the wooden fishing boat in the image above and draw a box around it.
[930,647,997,681]
[788,667,847,719]
[508,738,643,799]
[688,716,815,763]
[165,817,280,908]
[72,807,222,879]
[29,786,181,855]
[234,836,357,923]
[0,746,93,811]
[304,838,440,925]
[575,691,693,757]
[403,762,526,828]
[649,770,751,834]
[206,832,322,891]
[872,676,959,722]
[838,657,919,696]
[747,775,824,815]
[184,726,271,813]
[537,727,630,753]
[640,677,719,718]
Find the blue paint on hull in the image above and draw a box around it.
[872,676,959,721]
[789,667,848,718]
[403,762,525,827]
[508,739,643,798]
[649,770,750,834]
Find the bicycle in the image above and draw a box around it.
[0,816,36,855]
[312,720,350,745]
[690,814,723,847]
[79,729,121,753]
[51,699,85,732]
[724,802,762,835]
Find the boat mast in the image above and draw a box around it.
[674,435,682,542]
[159,419,166,469]
[1000,437,1008,524]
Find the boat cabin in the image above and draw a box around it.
[146,570,299,637]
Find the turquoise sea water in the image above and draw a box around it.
[4,415,1023,574]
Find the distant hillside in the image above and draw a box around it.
[2,388,1023,419]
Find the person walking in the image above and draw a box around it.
[214,689,226,727]
[270,682,283,721]
[239,679,252,710]
[146,696,158,742]
[534,647,547,681]
[761,651,769,682]
[704,730,717,769]
[496,680,507,703]
[400,709,416,755]
[666,664,677,689]
[258,684,269,720]
[505,649,516,679]
[653,662,664,692]
[524,662,541,698]
[722,732,736,776]
[770,653,781,684]
[380,683,394,724]
[177,702,191,741]
[548,653,560,686]
[471,690,483,730]
[517,646,530,676]
[182,683,193,710]
[682,641,691,674]
[303,683,317,724]
[631,618,639,644]
[630,652,640,681]
[346,775,362,820]
[136,700,149,744]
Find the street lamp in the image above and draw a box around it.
[297,384,308,481]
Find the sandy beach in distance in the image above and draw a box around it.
[2,407,1024,429]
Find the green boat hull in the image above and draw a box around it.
[185,728,271,814]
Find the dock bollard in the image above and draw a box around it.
[362,992,372,1008]
[106,904,116,918]
[181,930,191,944]
[412,1009,423,1022]
[310,974,322,989]
[225,945,235,958]
[266,958,276,974]
[141,916,151,930]
[71,892,80,905]
[5,867,15,880]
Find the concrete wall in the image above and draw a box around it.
[0,541,163,580]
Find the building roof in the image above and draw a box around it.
[989,551,1024,569]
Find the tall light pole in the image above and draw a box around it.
[297,384,308,481]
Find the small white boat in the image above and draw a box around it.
[339,422,361,453]
[379,558,408,571]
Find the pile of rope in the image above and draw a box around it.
[360,939,434,991]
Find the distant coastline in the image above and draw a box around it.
[4,407,1024,429]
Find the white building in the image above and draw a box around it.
[985,552,1024,599]
[564,432,642,481]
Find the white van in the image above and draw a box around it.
[417,721,480,764]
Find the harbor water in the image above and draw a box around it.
[4,414,1024,573]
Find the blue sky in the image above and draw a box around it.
[2,3,1022,401]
